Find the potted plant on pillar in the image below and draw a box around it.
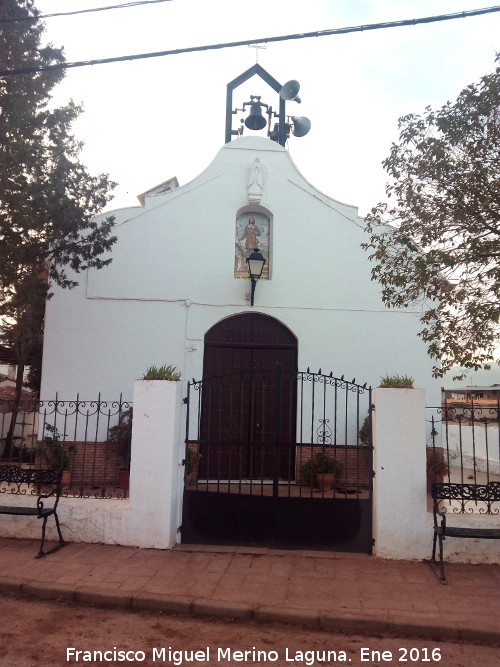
[131,364,181,490]
[379,374,414,389]
[142,364,181,382]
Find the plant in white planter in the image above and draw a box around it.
[379,374,414,388]
[142,364,181,381]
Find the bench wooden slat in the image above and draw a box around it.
[0,506,54,517]
[436,526,500,539]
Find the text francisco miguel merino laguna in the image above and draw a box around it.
[66,647,357,664]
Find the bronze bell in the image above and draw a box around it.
[245,103,267,131]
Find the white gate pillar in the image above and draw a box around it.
[127,380,184,548]
[372,387,428,559]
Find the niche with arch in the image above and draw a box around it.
[234,204,272,280]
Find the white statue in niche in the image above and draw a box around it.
[247,157,265,203]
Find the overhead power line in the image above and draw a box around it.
[0,0,173,23]
[1,5,499,77]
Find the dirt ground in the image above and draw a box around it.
[0,594,498,667]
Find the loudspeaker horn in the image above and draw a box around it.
[291,116,311,137]
[280,80,301,103]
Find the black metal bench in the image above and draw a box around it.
[0,464,68,558]
[430,480,500,581]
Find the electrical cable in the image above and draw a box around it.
[1,5,499,76]
[0,0,173,23]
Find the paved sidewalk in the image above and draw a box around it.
[0,537,499,644]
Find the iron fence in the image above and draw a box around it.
[183,367,373,551]
[426,401,500,514]
[0,395,132,499]
[185,367,373,499]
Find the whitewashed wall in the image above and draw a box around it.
[447,424,500,474]
[40,136,441,404]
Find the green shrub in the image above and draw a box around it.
[42,425,76,471]
[300,450,343,485]
[359,414,371,446]
[426,448,448,478]
[379,374,414,388]
[142,364,181,381]
[187,448,202,474]
[107,407,133,469]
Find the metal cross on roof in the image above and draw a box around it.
[248,43,267,63]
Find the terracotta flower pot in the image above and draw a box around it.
[119,469,130,489]
[315,472,335,491]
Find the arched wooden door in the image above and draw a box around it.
[199,313,298,480]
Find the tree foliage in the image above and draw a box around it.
[0,0,117,395]
[363,59,500,377]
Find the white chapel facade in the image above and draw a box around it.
[40,135,441,405]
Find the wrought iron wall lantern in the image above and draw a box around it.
[246,248,266,306]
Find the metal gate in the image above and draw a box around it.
[181,366,373,552]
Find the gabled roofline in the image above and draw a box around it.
[137,177,179,206]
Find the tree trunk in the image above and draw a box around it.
[4,362,25,460]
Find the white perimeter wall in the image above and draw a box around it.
[446,424,500,474]
[1,384,498,564]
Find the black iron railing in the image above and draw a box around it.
[185,366,373,500]
[0,395,132,499]
[183,366,373,552]
[426,401,500,514]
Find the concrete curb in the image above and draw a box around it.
[193,599,253,620]
[132,592,193,615]
[254,605,319,628]
[0,577,499,646]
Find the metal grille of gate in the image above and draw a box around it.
[182,366,373,552]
